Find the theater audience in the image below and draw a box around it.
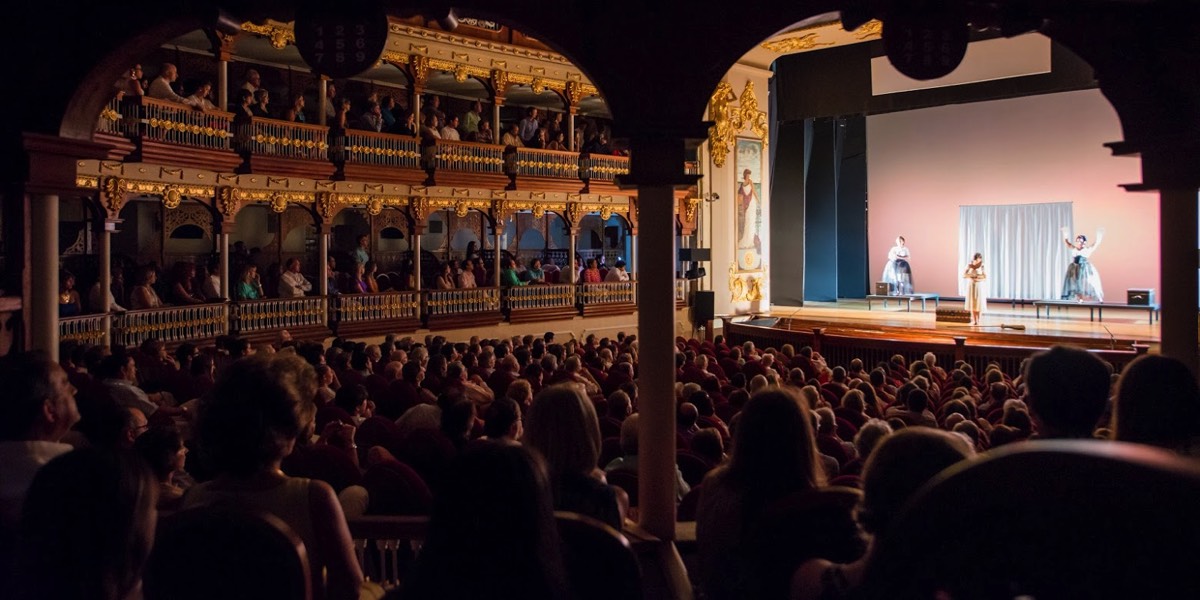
[1024,345,1110,439]
[1111,354,1200,455]
[604,414,690,500]
[133,424,190,511]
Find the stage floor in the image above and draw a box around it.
[765,299,1160,348]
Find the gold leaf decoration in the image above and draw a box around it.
[269,192,288,214]
[161,185,182,210]
[761,33,833,53]
[854,20,883,40]
[240,20,295,50]
[707,80,769,168]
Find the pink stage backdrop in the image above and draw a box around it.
[866,89,1156,300]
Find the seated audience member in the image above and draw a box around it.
[884,388,938,428]
[403,443,569,599]
[1111,354,1200,455]
[691,428,726,466]
[251,88,271,117]
[692,390,731,443]
[525,258,546,284]
[500,257,528,287]
[115,63,145,97]
[604,259,631,282]
[1024,345,1111,438]
[235,264,264,300]
[278,258,312,297]
[677,402,701,447]
[134,424,190,511]
[90,267,128,312]
[851,419,893,468]
[483,396,524,443]
[13,448,157,600]
[148,62,197,107]
[524,383,624,529]
[791,428,974,600]
[184,80,216,110]
[440,398,476,453]
[58,270,81,316]
[604,414,690,501]
[0,354,80,530]
[457,259,478,288]
[99,353,159,417]
[129,266,163,309]
[581,259,603,283]
[697,387,826,600]
[283,92,307,123]
[435,263,456,290]
[184,354,363,600]
[357,101,383,132]
[505,378,534,410]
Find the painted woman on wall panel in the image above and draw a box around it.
[737,168,760,250]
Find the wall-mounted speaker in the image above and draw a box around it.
[691,290,715,322]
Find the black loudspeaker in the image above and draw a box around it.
[679,248,712,262]
[691,290,715,322]
[1127,289,1155,305]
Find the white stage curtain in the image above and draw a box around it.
[958,202,1073,300]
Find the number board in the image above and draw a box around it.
[882,9,969,81]
[294,2,389,79]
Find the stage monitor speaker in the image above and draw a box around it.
[679,248,712,262]
[691,290,715,323]
[1127,288,1155,305]
[875,282,892,296]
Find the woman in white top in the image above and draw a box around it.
[129,267,163,310]
[881,235,914,295]
[963,253,987,325]
[1060,227,1105,301]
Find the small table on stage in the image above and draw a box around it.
[866,293,940,312]
[1032,299,1160,323]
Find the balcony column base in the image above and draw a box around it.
[318,227,330,296]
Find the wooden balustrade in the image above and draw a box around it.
[97,96,124,135]
[504,284,575,311]
[579,154,630,182]
[344,129,420,168]
[423,287,501,316]
[244,117,329,160]
[675,279,689,303]
[434,139,504,174]
[579,281,637,305]
[113,304,229,347]
[334,292,420,323]
[348,516,429,590]
[124,96,233,151]
[232,297,327,334]
[60,314,110,346]
[514,147,579,179]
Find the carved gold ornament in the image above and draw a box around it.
[240,20,295,50]
[269,192,288,214]
[728,263,765,303]
[565,80,584,107]
[410,55,431,88]
[532,205,546,219]
[161,185,183,210]
[101,176,128,217]
[684,197,701,224]
[316,192,336,222]
[854,20,883,40]
[491,69,510,96]
[364,197,381,216]
[599,206,613,221]
[454,201,470,218]
[761,33,833,53]
[708,81,769,168]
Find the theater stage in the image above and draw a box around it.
[752,298,1160,353]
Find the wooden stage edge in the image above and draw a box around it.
[751,300,1160,353]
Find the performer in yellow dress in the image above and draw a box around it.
[963,253,987,325]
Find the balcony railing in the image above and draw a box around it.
[344,129,420,168]
[232,297,327,334]
[435,139,504,174]
[334,291,420,323]
[423,287,501,316]
[124,96,233,151]
[579,281,637,305]
[676,279,689,303]
[514,147,579,179]
[114,304,229,347]
[97,96,124,136]
[243,117,329,160]
[505,284,575,311]
[580,154,630,182]
[60,314,109,346]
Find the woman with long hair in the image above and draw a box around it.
[963,252,987,325]
[130,266,163,309]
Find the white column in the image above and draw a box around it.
[1160,188,1199,373]
[568,230,577,281]
[636,183,677,539]
[493,102,502,143]
[218,231,230,298]
[318,79,329,127]
[494,229,503,286]
[98,221,113,347]
[217,59,228,112]
[319,230,330,296]
[31,194,59,359]
[568,112,576,151]
[412,234,422,291]
[630,233,637,278]
[412,91,422,128]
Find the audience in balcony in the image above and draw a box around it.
[502,122,523,147]
[58,270,81,317]
[582,258,603,283]
[519,107,541,144]
[171,262,206,305]
[89,266,127,313]
[235,264,264,301]
[343,262,369,295]
[379,95,397,130]
[114,63,145,98]
[604,259,630,282]
[129,266,163,309]
[474,120,495,144]
[392,110,417,137]
[421,94,445,128]
[352,234,371,266]
[461,101,483,137]
[525,258,546,284]
[546,130,568,151]
[500,258,528,288]
[148,63,198,108]
[528,127,548,149]
[435,263,456,290]
[251,89,271,118]
[283,93,307,123]
[440,115,461,141]
[278,258,313,298]
[241,68,261,94]
[184,81,216,111]
[185,354,364,600]
[363,261,381,293]
[457,259,477,288]
[327,256,341,295]
[357,101,383,132]
[201,259,222,300]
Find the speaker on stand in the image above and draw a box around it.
[691,290,715,340]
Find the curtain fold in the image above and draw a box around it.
[958,202,1073,300]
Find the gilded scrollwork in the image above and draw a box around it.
[760,33,833,53]
[269,192,288,214]
[161,185,183,210]
[367,197,384,216]
[316,191,336,222]
[163,204,213,240]
[728,263,765,303]
[239,20,294,50]
[216,186,238,218]
[565,80,584,108]
[708,80,769,168]
[410,55,431,89]
[101,176,128,218]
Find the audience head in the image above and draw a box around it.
[0,353,79,442]
[195,354,316,477]
[1024,345,1110,438]
[853,418,893,462]
[856,428,974,535]
[524,383,602,479]
[691,428,725,465]
[16,448,157,600]
[483,396,523,441]
[1112,354,1200,449]
[722,387,825,503]
[133,424,186,482]
[619,413,640,456]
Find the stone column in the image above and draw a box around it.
[217,59,229,112]
[568,111,576,151]
[493,101,503,143]
[31,194,59,358]
[218,229,231,299]
[629,231,637,278]
[1159,188,1199,372]
[318,79,329,127]
[318,226,330,296]
[628,134,699,541]
[412,91,422,127]
[494,228,503,286]
[97,219,115,347]
[412,233,423,291]
[568,229,577,281]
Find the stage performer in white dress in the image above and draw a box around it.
[737,169,760,249]
[964,252,987,325]
[881,236,914,295]
[1060,226,1105,302]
